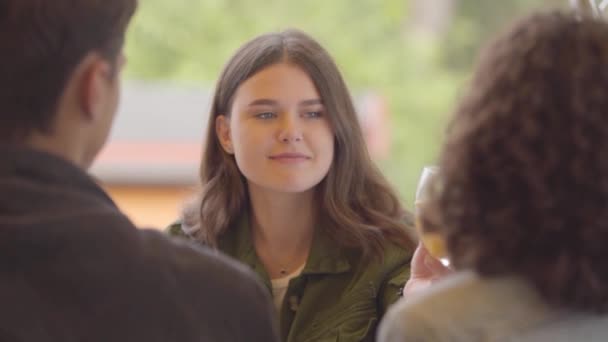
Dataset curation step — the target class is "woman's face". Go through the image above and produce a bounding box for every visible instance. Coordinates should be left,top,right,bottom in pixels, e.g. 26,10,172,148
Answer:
216,62,335,194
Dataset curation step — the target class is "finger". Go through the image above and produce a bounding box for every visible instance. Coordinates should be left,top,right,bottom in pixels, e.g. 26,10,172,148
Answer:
409,243,429,276
423,254,453,278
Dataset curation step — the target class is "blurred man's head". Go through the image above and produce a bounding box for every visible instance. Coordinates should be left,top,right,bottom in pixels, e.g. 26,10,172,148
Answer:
0,0,137,168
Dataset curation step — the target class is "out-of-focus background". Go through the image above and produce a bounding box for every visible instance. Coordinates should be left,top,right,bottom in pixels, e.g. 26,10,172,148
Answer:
90,0,565,228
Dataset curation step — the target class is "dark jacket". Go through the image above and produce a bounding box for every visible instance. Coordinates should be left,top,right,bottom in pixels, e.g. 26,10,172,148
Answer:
168,214,412,342
0,146,279,342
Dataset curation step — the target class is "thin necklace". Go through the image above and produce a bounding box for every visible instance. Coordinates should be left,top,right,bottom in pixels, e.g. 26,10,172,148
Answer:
256,239,310,276
251,218,313,276
276,254,305,276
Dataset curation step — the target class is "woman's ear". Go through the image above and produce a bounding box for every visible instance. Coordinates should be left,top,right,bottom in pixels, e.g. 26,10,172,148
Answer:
216,115,234,154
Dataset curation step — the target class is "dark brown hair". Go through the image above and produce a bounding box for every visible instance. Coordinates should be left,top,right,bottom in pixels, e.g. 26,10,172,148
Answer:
0,0,137,142
183,29,415,257
422,11,608,312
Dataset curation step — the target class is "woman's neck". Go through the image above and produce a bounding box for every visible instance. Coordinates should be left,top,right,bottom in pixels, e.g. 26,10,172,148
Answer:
248,183,316,278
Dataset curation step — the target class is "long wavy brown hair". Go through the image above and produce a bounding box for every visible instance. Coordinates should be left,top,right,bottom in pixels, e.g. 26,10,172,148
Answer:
182,29,414,257
421,11,608,312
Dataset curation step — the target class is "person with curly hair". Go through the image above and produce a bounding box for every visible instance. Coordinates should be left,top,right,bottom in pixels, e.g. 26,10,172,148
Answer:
378,10,608,342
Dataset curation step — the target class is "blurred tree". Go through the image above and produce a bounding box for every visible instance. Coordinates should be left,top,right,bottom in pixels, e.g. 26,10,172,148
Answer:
407,0,456,38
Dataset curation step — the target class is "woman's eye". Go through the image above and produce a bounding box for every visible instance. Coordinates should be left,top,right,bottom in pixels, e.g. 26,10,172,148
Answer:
304,111,323,118
255,112,276,119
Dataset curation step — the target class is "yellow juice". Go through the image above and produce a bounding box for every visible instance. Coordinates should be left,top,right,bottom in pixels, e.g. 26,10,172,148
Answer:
415,202,448,261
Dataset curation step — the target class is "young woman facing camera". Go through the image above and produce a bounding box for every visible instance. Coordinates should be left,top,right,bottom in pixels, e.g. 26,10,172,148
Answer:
168,29,415,341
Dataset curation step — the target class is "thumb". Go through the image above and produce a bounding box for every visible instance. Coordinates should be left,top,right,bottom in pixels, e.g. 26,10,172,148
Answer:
410,242,452,279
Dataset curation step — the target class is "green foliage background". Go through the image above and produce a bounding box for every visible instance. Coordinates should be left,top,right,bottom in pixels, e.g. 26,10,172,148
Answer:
124,0,564,209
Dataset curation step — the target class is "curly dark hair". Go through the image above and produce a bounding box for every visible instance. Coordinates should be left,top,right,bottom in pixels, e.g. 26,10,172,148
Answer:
421,11,608,313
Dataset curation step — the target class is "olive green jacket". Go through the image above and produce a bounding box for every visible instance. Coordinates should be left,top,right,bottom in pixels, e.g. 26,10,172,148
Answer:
167,216,412,342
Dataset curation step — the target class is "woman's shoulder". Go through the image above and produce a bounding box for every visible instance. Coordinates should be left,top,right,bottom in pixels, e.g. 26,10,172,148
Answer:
165,219,238,251
378,271,483,341
382,240,414,266
362,240,413,281
165,221,192,239
391,270,482,312
379,271,555,341
339,239,412,287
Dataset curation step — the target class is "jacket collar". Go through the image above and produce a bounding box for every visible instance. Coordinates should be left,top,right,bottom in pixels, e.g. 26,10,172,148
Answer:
219,213,351,283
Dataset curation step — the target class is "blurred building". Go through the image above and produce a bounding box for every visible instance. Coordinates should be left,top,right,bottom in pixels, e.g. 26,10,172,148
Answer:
91,81,210,228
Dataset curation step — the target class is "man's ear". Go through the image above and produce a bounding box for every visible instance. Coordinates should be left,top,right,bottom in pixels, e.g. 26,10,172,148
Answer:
216,115,234,154
76,53,113,122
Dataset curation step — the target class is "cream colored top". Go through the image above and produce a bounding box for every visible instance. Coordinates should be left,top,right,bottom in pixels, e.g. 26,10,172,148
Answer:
270,264,305,311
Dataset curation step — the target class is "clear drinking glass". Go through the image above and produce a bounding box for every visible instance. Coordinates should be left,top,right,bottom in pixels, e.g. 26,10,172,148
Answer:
415,166,450,266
